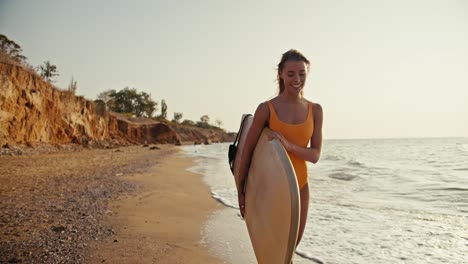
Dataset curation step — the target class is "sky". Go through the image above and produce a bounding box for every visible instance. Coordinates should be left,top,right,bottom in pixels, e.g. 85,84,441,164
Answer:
1,0,467,139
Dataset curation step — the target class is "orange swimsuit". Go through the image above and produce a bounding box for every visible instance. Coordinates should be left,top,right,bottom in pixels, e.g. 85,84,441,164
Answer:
267,101,314,189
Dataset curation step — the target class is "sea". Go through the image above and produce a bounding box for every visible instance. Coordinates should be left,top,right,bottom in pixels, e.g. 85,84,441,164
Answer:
182,137,468,264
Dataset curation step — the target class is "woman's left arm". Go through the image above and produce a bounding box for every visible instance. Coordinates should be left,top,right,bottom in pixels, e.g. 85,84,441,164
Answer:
270,104,323,163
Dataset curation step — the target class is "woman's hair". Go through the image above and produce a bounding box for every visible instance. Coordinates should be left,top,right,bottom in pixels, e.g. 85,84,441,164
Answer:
277,49,310,95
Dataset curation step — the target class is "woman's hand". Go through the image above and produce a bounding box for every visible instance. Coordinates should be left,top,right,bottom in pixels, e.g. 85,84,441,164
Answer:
238,189,246,218
268,131,292,152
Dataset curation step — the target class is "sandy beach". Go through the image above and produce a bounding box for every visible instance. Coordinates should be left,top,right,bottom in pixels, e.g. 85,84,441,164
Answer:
0,144,223,263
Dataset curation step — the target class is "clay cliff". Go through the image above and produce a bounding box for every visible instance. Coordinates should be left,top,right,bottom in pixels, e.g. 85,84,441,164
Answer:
0,62,235,149
171,123,236,144
0,62,110,147
107,113,182,145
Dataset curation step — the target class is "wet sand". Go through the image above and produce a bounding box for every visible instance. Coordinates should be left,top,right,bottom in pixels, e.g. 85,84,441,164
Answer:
0,144,222,263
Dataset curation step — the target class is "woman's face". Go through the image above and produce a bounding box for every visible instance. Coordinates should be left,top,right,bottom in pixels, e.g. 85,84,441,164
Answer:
280,60,308,95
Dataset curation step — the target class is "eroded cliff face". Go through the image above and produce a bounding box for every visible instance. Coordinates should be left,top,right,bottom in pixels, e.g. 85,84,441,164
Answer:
0,62,232,148
171,123,236,144
108,113,182,145
0,63,109,147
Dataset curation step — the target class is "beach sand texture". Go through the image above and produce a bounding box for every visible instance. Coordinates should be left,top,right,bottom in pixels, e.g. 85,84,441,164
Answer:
0,145,222,263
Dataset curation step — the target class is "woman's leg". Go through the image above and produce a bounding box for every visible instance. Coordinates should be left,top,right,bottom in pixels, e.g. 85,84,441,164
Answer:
296,183,309,246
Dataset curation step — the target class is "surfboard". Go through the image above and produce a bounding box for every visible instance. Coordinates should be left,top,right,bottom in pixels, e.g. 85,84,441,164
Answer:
233,114,300,264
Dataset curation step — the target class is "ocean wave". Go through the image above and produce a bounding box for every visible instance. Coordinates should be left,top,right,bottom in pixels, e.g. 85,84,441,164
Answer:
328,172,358,181
323,154,367,169
346,160,366,168
211,191,238,209
296,250,326,264
429,187,468,192
457,144,468,154
323,154,344,161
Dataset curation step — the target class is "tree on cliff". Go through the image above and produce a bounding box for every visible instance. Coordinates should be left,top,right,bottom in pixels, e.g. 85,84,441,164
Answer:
98,87,158,117
136,91,157,117
0,34,27,64
156,99,168,121
37,61,59,82
68,76,77,94
97,90,114,110
200,115,210,124
182,119,195,126
196,115,211,128
172,112,183,123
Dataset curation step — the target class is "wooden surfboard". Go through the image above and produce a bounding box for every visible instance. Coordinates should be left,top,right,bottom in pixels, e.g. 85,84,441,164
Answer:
233,115,300,264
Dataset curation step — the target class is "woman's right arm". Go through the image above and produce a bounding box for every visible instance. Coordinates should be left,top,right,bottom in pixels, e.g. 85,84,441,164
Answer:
237,102,269,217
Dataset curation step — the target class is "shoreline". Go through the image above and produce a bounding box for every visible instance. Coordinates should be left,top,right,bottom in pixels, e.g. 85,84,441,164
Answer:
0,144,223,263
86,146,224,263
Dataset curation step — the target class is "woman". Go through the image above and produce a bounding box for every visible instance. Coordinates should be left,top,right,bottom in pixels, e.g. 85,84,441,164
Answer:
238,49,323,245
